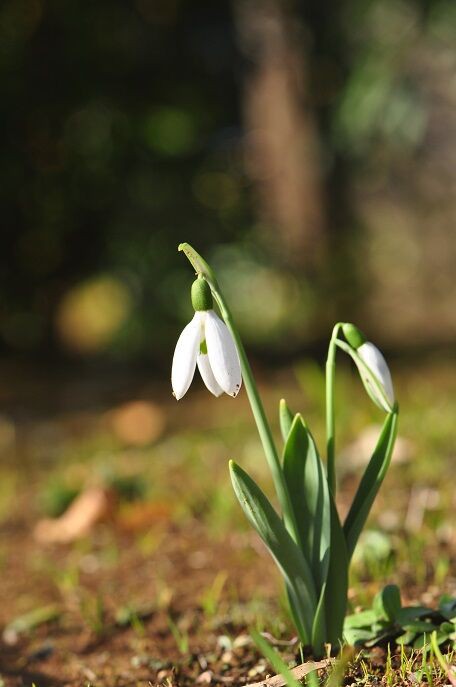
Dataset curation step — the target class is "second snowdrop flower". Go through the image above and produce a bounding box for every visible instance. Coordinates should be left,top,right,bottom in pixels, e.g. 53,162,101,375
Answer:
172,277,242,400
342,323,395,413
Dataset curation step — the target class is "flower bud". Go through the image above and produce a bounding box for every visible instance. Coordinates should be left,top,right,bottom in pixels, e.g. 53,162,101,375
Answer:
357,341,395,412
191,277,213,312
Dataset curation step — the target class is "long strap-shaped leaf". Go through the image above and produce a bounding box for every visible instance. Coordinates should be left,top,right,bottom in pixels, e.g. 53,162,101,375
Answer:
311,494,349,652
343,408,399,560
283,415,331,593
324,496,349,647
229,460,317,644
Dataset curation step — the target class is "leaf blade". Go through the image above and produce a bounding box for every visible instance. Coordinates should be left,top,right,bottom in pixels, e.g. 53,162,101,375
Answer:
324,494,349,647
283,415,331,592
229,459,317,644
343,409,399,560
279,399,294,443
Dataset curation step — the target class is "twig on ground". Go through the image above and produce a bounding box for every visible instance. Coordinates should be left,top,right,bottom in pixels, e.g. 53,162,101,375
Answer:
241,658,334,687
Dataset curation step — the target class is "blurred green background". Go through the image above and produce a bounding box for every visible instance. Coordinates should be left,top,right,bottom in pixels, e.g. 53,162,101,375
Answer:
1,0,456,369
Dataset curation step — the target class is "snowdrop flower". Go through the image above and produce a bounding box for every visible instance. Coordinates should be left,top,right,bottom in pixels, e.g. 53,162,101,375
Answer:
172,277,242,400
342,323,395,413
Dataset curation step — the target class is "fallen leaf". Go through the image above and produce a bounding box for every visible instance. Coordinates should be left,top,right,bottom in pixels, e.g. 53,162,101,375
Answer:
117,501,173,532
34,487,116,543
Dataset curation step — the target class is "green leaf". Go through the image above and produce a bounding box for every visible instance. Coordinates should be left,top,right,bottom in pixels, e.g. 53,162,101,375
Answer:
440,621,456,634
343,409,399,560
324,495,349,647
344,609,379,629
344,627,377,646
283,415,331,592
403,621,439,633
311,583,327,654
396,630,417,645
395,607,431,625
373,585,402,622
439,595,456,620
229,460,317,644
279,399,294,443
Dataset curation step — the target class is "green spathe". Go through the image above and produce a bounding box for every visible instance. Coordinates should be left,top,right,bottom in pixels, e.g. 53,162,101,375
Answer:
191,276,213,311
342,323,366,350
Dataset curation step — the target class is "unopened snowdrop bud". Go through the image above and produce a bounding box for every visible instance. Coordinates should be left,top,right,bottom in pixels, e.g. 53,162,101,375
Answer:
343,323,395,413
171,278,242,400
357,342,395,412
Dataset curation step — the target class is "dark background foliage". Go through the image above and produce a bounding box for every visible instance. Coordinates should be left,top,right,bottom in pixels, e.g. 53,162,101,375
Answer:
1,0,455,371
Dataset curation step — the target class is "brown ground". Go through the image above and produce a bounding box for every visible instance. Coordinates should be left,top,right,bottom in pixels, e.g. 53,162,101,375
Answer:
0,362,455,686
0,507,286,687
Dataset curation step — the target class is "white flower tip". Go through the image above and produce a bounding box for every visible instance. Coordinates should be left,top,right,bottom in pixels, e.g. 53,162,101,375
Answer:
231,381,242,398
204,310,242,397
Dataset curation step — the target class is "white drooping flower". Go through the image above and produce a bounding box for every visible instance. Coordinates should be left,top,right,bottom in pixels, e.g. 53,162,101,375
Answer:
357,341,395,412
171,278,242,400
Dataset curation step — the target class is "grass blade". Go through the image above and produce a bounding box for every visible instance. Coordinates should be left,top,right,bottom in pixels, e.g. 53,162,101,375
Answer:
431,631,456,686
251,629,301,687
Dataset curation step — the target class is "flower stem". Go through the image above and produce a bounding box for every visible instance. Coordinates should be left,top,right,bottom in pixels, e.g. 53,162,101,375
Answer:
178,243,300,543
214,290,300,541
326,323,343,496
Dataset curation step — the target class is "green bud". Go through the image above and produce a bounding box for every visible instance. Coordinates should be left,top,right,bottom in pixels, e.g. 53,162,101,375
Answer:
191,277,213,312
342,323,367,350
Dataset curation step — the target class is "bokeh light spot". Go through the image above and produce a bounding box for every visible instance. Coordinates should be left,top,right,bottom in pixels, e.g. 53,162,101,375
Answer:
56,276,132,354
144,107,197,156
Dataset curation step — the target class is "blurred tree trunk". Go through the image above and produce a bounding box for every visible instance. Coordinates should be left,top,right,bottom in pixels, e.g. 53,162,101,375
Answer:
235,0,326,269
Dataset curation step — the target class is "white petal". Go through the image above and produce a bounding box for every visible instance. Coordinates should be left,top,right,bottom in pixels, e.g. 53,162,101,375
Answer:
358,342,395,410
205,310,242,397
171,313,202,400
197,354,224,397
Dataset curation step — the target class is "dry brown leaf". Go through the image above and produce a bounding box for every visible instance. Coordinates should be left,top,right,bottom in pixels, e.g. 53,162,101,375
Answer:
34,487,116,543
117,501,173,532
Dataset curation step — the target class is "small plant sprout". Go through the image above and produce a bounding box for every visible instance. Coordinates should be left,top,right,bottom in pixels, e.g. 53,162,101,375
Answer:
171,275,242,399
173,243,399,656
